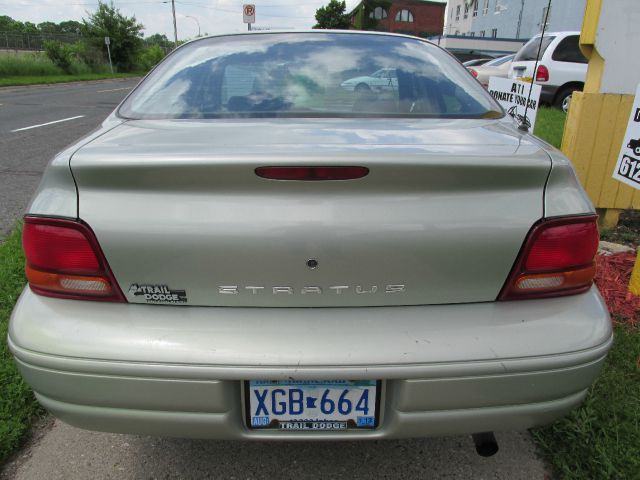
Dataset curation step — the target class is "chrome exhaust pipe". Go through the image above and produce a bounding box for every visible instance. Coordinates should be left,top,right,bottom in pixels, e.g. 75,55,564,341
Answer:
472,432,499,457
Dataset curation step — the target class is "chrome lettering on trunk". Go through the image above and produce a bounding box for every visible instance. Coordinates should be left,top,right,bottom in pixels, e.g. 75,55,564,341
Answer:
217,285,406,295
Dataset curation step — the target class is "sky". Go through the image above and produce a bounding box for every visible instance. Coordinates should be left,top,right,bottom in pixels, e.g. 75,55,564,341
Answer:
1,0,373,40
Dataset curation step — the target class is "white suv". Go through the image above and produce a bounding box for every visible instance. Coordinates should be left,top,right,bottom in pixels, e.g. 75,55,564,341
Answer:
509,31,587,112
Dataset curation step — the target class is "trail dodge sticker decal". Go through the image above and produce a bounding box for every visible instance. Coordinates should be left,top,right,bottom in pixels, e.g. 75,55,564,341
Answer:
613,84,640,189
129,284,187,304
488,77,541,131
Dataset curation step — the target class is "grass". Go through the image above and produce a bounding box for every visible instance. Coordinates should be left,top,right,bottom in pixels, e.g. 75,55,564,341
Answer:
0,225,43,463
532,325,640,479
0,52,62,77
534,106,567,149
0,52,140,87
0,72,139,87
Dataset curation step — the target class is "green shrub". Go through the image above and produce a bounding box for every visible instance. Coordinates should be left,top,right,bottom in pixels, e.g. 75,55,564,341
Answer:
71,41,105,72
43,40,74,74
137,44,165,71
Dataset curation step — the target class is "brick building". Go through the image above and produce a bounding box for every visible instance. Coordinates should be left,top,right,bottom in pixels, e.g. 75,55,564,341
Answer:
350,0,446,38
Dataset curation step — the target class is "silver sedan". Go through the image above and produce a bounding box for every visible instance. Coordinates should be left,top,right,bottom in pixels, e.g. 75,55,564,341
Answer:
10,31,611,449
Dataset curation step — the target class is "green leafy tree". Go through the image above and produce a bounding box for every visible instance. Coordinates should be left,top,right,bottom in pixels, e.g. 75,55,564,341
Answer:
145,33,172,50
0,15,22,32
58,20,83,35
37,21,60,34
81,1,143,71
313,0,351,29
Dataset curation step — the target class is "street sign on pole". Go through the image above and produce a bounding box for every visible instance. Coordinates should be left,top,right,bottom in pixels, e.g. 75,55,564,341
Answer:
243,4,255,31
104,36,113,74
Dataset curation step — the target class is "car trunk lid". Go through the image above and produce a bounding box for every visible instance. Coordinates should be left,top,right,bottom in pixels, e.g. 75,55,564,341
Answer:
69,118,550,307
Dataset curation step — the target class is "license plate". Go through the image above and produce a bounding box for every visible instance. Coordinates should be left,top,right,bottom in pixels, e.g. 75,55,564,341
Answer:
245,380,380,430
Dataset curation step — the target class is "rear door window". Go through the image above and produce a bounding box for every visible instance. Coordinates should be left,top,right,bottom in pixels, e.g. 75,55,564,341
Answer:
551,35,588,63
514,35,555,62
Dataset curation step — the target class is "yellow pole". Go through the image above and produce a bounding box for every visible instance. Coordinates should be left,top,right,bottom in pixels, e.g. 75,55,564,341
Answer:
630,253,640,296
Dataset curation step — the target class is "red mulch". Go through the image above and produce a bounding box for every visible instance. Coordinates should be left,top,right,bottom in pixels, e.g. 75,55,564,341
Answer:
595,252,640,327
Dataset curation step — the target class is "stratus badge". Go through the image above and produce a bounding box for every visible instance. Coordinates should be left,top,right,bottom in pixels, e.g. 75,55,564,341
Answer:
129,284,188,304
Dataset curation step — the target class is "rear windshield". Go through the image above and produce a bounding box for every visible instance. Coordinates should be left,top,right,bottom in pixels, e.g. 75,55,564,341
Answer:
514,35,555,62
119,33,502,119
484,54,514,66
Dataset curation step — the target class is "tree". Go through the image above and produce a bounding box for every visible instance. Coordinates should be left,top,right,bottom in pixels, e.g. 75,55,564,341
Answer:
145,33,172,50
82,1,143,71
58,20,83,35
37,21,60,34
313,0,351,29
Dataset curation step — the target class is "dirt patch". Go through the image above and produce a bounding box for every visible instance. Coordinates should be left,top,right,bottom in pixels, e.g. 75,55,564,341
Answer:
601,210,640,248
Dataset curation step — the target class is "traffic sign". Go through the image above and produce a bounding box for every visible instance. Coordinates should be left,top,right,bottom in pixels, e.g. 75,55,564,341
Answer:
243,4,255,24
104,36,110,45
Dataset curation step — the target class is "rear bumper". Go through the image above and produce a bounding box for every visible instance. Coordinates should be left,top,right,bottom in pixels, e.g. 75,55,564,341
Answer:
539,84,559,104
9,287,612,439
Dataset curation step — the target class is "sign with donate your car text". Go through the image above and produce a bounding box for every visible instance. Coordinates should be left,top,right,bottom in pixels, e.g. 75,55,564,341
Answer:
488,77,541,132
613,84,640,189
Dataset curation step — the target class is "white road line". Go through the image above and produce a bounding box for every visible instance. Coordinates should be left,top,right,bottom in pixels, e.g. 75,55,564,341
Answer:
96,87,132,93
11,115,85,133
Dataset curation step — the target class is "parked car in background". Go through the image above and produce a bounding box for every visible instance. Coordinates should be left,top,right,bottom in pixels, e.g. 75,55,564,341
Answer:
10,31,611,448
462,58,493,67
468,54,515,87
509,31,587,112
340,68,398,92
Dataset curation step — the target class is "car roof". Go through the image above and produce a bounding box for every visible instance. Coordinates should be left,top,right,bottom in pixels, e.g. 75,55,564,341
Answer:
178,29,439,49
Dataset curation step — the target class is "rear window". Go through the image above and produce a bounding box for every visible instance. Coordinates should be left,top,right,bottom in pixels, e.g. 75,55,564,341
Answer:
514,35,555,62
484,54,514,66
119,33,502,120
551,35,587,63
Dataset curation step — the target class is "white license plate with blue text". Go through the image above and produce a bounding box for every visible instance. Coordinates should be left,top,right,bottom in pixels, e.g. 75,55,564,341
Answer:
245,380,380,430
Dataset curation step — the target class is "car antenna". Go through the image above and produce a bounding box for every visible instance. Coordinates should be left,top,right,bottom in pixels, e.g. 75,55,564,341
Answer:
518,0,552,132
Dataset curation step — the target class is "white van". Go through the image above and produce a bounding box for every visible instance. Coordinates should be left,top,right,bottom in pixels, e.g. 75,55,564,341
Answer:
509,31,587,112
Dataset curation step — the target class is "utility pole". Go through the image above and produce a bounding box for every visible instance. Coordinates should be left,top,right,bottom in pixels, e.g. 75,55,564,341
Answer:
171,0,178,47
516,0,525,39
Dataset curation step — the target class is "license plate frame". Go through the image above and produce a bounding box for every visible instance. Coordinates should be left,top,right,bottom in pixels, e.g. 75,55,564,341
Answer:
244,380,381,431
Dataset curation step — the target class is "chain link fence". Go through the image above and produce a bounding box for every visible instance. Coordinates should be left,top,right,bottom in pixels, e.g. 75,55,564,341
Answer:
0,31,83,51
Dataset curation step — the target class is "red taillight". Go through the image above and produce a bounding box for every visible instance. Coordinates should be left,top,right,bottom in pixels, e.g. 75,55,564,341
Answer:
23,216,125,302
535,64,549,82
499,215,599,300
255,166,369,181
469,68,478,78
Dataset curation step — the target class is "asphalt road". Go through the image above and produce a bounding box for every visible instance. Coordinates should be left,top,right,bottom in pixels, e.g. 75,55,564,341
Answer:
0,79,549,479
0,78,139,236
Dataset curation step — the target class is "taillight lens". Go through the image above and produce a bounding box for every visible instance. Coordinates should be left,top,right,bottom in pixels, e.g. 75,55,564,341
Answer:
535,64,549,82
469,68,478,78
23,216,125,302
499,215,599,300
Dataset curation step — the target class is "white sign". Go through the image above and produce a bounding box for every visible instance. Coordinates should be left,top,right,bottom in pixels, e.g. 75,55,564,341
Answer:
104,36,110,45
487,77,542,131
243,4,256,24
612,84,640,189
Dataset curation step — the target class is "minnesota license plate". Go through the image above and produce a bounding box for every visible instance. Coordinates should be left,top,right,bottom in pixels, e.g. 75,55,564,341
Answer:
245,380,380,430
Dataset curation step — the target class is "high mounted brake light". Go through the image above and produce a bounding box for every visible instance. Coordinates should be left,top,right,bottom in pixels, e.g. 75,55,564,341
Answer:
499,215,599,300
23,216,125,302
255,166,369,181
